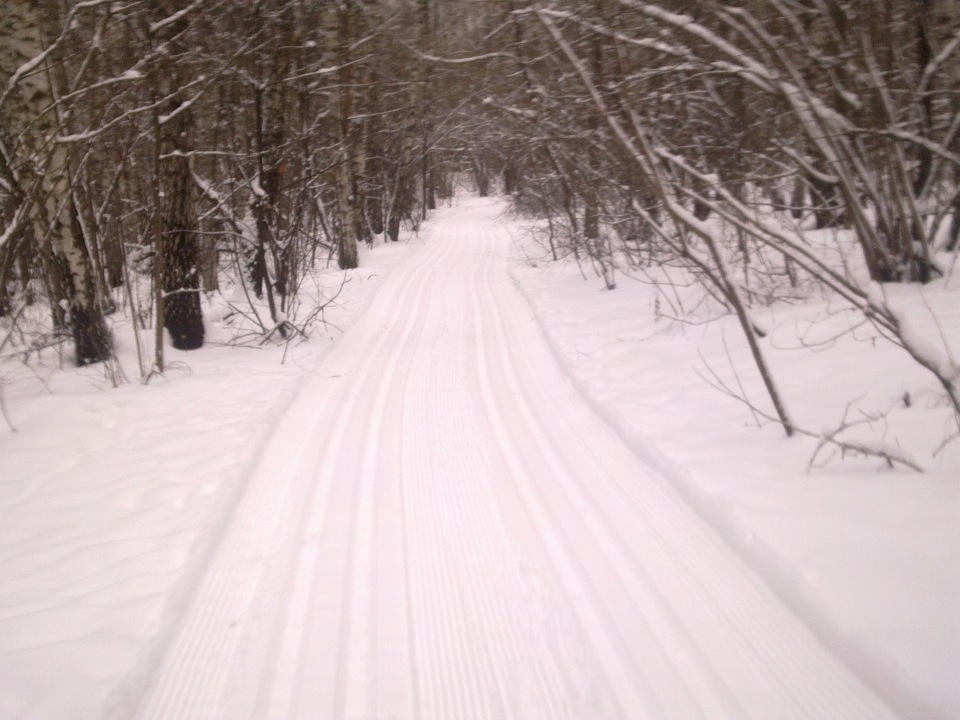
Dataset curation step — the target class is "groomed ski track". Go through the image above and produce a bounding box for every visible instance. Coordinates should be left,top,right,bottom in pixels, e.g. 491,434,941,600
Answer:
133,198,897,720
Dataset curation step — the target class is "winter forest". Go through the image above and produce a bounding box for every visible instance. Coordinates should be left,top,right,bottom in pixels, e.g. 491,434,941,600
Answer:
3,0,960,446
2,1,959,719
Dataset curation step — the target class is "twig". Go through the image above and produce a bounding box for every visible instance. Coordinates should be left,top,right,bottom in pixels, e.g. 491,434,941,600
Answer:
696,341,923,470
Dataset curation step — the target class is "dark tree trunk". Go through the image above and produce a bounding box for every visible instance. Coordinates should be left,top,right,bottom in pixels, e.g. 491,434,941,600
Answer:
425,171,436,211
367,193,384,236
471,153,490,197
790,175,805,220
250,198,269,299
159,104,204,350
583,193,599,240
4,0,111,365
503,162,521,195
66,200,112,361
104,227,125,289
71,296,113,363
387,206,401,243
809,174,844,230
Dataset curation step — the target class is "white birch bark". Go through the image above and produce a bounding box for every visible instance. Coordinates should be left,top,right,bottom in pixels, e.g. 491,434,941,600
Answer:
1,0,110,365
327,1,360,269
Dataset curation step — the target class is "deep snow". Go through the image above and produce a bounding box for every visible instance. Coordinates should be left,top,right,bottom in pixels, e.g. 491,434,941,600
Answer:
0,196,956,720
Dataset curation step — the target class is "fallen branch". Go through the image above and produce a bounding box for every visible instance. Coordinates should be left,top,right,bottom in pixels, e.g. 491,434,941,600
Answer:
697,353,924,472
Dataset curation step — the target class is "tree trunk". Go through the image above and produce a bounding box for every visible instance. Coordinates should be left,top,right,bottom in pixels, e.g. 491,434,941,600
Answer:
327,2,360,269
2,0,110,365
387,211,402,244
158,102,204,350
367,192,384,236
336,150,360,269
153,3,204,351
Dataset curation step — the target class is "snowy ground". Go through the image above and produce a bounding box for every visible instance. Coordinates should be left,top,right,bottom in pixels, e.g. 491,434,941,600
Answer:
508,209,960,720
0,196,957,720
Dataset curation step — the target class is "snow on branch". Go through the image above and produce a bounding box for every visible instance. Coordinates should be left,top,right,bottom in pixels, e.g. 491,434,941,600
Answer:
148,0,205,36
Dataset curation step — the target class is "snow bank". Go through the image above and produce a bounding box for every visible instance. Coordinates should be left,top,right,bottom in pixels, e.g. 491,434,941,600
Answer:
0,239,421,720
508,217,960,719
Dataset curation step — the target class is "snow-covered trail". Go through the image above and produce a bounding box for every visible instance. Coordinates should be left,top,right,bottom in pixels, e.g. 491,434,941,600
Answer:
134,198,897,720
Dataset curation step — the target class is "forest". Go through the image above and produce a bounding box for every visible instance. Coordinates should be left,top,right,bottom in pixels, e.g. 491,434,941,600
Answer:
2,4,960,718
2,0,959,454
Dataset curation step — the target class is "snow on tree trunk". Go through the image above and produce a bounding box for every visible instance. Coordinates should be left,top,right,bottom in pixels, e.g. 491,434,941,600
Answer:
328,2,360,270
2,0,111,366
153,2,204,352
158,102,204,351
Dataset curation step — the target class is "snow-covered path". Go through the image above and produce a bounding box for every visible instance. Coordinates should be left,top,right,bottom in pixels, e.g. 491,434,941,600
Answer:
135,199,897,720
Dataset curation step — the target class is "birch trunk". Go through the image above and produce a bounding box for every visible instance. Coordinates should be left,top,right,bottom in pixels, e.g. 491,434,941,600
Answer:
327,2,360,269
2,0,110,365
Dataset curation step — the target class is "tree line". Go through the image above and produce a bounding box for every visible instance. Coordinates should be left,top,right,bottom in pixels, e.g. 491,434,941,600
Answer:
476,0,960,449
1,0,471,372
2,0,959,448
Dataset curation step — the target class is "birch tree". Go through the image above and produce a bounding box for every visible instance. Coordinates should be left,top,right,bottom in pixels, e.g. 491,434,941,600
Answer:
1,0,111,365
326,1,362,269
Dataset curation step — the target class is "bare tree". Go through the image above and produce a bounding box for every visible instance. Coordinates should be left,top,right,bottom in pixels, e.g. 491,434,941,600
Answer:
1,0,111,365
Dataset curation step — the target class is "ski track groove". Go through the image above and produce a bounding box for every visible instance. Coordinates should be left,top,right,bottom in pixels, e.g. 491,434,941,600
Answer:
264,237,441,719
134,236,447,720
405,222,564,720
285,236,453,720
470,229,560,720
133,199,902,720
474,221,895,719
467,229,586,720
473,223,743,718
480,267,584,720
340,239,434,719
469,229,645,720
407,225,495,720
497,285,832,717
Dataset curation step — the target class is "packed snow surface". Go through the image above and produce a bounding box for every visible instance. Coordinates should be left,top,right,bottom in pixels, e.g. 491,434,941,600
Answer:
1,197,956,720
